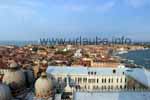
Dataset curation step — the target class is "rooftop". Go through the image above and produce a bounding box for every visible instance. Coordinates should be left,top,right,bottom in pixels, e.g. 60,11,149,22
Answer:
46,66,125,76
74,91,150,100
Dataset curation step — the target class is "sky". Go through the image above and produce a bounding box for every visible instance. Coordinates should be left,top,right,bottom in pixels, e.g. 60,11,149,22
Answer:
0,0,150,41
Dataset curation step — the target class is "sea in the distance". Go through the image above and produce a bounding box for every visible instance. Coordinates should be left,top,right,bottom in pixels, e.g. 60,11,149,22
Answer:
119,49,150,69
0,41,39,47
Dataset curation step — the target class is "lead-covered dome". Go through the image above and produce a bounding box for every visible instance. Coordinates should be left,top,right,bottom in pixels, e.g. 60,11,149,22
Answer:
35,72,53,99
2,62,26,95
0,83,12,100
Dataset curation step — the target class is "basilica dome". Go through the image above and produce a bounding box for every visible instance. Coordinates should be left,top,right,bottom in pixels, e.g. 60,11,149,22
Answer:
2,62,26,95
35,72,53,99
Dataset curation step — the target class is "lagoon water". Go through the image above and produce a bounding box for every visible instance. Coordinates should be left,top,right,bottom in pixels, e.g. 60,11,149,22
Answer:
0,41,38,47
119,49,150,68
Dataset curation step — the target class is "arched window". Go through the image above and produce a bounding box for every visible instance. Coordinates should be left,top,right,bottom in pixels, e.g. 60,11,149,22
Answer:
102,78,104,83
104,78,106,83
97,79,99,83
108,78,111,83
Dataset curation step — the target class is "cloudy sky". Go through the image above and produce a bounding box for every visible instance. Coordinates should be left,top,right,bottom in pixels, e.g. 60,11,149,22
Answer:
0,0,150,41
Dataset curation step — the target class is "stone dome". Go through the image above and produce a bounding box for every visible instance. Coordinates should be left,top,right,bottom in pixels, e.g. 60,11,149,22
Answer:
2,62,26,95
0,83,12,100
35,72,53,98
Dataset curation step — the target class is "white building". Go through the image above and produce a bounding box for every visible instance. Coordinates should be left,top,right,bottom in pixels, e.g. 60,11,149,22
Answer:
73,49,82,58
46,66,150,100
46,66,131,92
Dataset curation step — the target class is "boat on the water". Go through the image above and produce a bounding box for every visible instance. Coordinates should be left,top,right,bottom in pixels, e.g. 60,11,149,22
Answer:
117,51,128,54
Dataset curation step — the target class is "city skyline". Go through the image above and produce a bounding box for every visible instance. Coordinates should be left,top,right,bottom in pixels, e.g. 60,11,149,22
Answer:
0,0,150,41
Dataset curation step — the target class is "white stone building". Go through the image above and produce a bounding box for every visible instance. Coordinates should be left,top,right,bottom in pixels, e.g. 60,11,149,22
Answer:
46,66,133,92
46,66,149,100
73,49,82,58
